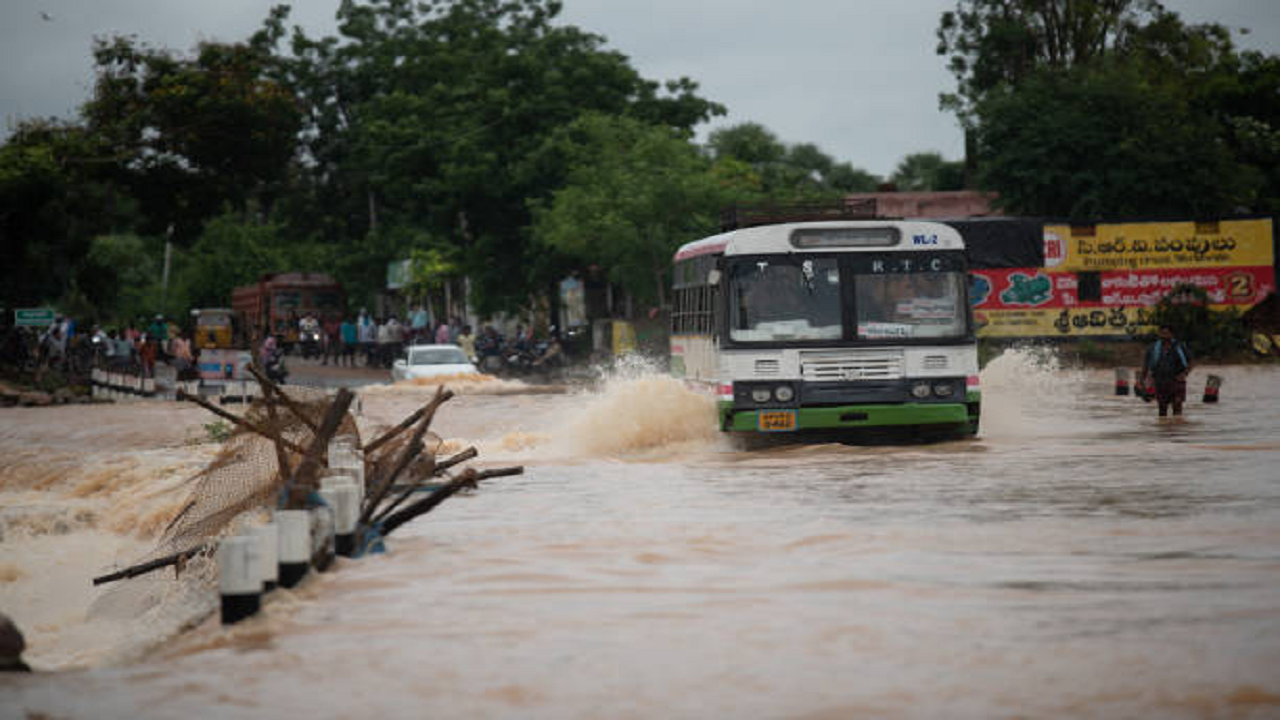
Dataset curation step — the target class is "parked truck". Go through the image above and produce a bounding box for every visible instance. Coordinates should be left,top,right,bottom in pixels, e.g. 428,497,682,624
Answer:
231,273,345,354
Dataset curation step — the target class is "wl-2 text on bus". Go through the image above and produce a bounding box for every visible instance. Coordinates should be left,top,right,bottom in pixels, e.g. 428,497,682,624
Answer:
670,212,980,438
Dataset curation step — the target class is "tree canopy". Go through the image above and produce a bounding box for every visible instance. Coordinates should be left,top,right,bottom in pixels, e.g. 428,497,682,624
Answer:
938,0,1280,217
532,114,756,305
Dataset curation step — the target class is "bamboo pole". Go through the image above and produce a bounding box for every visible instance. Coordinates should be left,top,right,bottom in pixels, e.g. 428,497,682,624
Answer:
176,389,309,456
284,388,355,508
245,363,319,433
359,387,453,525
379,466,522,537
92,547,205,586
363,384,452,454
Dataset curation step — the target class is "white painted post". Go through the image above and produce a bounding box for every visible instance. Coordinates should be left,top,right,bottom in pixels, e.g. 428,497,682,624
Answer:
277,510,311,588
217,536,262,624
320,484,359,558
253,522,279,592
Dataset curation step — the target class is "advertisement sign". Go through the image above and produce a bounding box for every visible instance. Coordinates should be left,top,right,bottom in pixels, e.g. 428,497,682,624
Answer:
1042,218,1272,271
973,218,1275,338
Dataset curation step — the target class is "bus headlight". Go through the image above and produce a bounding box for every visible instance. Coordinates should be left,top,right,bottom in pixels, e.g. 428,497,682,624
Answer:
932,382,954,398
911,381,932,399
751,387,772,403
774,385,794,402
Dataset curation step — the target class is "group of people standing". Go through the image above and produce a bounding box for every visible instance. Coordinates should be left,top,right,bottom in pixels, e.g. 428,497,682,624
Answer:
3,314,197,382
292,308,476,369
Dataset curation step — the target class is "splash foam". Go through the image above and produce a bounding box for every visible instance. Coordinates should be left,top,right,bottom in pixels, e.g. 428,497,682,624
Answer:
978,345,1091,440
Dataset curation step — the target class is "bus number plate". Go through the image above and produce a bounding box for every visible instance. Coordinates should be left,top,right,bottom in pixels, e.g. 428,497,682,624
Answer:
758,410,797,432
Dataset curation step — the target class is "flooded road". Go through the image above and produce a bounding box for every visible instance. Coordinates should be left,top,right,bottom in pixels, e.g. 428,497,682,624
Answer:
3,352,1280,718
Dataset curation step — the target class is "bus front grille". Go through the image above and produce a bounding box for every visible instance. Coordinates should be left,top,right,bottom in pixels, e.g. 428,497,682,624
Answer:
799,350,905,381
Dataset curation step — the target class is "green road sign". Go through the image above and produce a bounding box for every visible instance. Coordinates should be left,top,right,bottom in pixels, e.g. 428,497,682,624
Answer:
14,308,56,326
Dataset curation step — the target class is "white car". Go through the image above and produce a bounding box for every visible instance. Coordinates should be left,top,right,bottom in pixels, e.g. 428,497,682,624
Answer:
391,344,478,381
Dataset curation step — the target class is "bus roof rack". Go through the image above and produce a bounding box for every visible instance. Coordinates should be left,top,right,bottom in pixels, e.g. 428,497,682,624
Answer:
719,199,882,232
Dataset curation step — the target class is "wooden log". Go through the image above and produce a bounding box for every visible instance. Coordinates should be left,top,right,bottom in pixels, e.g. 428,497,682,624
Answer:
246,363,320,433
92,547,205,586
360,439,424,526
433,446,479,475
359,388,453,525
257,378,294,480
284,388,355,508
176,389,309,456
378,466,521,537
379,469,479,537
371,455,437,524
363,385,451,454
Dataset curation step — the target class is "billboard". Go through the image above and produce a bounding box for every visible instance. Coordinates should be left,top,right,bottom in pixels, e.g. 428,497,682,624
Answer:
973,218,1275,338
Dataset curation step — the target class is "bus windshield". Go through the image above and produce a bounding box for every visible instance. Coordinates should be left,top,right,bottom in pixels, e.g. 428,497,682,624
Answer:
726,255,969,343
729,257,842,342
853,271,967,340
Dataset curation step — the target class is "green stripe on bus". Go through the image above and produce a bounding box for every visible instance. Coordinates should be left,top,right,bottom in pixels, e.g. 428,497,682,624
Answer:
723,403,971,432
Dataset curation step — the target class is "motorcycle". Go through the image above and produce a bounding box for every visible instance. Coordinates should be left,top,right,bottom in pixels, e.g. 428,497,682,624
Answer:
299,329,322,359
265,347,289,384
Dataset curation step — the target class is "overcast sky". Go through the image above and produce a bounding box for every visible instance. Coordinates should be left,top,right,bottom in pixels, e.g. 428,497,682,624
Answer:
2,0,1277,177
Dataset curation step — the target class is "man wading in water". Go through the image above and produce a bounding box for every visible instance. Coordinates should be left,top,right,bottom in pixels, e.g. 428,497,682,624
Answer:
1138,324,1193,418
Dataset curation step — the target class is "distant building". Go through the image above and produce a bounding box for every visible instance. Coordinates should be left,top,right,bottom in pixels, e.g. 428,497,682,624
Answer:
846,190,1002,219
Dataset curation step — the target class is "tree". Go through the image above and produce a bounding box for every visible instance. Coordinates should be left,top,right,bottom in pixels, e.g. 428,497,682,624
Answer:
707,122,880,197
82,33,303,243
890,151,966,191
939,0,1280,216
936,0,1168,122
532,114,754,305
973,63,1255,217
0,119,122,310
273,0,725,313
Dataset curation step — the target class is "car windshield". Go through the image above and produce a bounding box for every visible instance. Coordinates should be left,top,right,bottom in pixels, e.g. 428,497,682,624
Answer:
408,347,469,365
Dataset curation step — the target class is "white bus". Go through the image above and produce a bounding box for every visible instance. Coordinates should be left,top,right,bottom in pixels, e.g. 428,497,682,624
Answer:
670,217,980,437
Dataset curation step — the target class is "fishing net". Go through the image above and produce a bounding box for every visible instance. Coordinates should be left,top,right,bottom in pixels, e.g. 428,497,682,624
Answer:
137,386,362,566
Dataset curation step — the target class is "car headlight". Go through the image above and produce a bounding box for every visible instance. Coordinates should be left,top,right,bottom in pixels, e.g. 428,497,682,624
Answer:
774,385,794,402
751,387,771,403
911,381,932,399
933,382,954,397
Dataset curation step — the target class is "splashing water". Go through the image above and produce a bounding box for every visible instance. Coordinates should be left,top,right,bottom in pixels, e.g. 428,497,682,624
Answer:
362,372,558,396
461,356,723,461
977,345,1093,440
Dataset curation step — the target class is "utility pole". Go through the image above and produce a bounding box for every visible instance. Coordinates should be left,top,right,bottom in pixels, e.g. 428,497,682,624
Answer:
161,224,174,314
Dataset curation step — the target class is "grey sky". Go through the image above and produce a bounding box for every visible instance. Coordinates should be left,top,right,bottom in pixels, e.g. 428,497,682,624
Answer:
2,1,1277,177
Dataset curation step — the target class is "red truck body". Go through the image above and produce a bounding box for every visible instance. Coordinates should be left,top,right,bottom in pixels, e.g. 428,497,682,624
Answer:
232,272,346,344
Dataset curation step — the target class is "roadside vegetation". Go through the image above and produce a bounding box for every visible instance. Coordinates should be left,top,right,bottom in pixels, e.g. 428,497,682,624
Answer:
2,0,1277,355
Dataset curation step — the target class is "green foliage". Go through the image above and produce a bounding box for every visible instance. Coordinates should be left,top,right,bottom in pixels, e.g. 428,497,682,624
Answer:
276,0,725,310
81,233,164,326
1145,284,1250,359
890,151,966,191
0,119,122,309
170,213,293,313
974,63,1255,217
202,420,233,443
83,35,302,242
532,114,754,305
706,122,880,197
936,0,1167,122
939,0,1280,217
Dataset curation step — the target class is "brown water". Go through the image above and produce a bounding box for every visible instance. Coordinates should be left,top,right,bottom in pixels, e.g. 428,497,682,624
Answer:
3,352,1280,718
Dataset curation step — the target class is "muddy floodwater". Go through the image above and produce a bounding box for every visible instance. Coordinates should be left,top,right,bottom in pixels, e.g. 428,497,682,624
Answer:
2,353,1280,718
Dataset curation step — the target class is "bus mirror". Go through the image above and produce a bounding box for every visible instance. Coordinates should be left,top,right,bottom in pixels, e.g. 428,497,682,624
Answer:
707,269,721,285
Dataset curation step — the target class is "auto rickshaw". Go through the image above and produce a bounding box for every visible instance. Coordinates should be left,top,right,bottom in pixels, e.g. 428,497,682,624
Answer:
191,308,238,350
